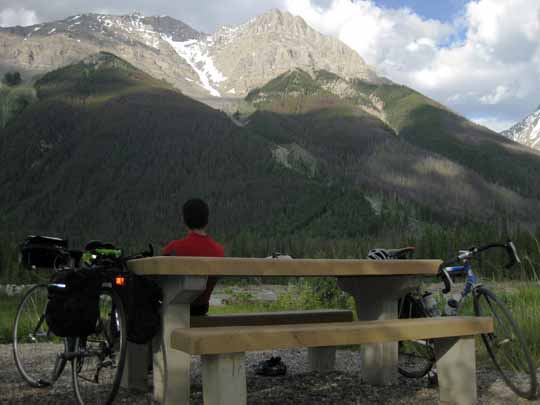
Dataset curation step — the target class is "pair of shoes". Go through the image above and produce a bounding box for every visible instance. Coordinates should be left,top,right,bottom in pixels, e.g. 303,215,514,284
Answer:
255,356,287,376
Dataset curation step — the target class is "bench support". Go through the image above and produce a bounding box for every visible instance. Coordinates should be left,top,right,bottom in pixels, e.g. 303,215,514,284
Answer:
202,353,247,405
308,346,336,371
434,336,477,405
338,276,416,385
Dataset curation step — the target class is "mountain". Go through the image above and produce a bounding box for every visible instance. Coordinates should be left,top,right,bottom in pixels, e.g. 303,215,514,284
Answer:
0,10,380,104
502,105,540,149
2,9,540,252
163,9,380,98
2,54,540,251
243,69,540,222
0,13,207,99
0,53,382,244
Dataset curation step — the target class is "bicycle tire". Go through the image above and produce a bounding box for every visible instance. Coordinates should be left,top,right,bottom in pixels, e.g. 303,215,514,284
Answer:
12,284,68,387
474,286,538,399
397,293,435,378
72,287,128,405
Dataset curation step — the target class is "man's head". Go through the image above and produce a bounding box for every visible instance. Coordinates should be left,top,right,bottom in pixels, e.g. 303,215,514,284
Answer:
182,198,209,230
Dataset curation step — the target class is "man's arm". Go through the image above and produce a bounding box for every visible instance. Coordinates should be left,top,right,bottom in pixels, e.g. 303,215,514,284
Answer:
163,241,177,256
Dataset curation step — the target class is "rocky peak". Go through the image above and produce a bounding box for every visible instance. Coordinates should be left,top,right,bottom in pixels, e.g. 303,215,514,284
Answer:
142,15,205,42
502,105,540,150
186,8,379,98
0,8,381,102
246,8,310,35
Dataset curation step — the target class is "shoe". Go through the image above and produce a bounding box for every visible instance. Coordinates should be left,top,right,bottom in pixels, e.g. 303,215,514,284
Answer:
255,356,287,376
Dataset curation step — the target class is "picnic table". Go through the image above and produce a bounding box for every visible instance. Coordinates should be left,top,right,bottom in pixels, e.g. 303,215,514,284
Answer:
126,256,442,404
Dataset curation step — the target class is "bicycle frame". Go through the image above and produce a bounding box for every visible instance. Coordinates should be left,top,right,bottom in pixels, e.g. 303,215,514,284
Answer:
442,260,482,311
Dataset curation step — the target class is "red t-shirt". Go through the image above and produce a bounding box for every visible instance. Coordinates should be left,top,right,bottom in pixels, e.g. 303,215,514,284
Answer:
163,232,224,310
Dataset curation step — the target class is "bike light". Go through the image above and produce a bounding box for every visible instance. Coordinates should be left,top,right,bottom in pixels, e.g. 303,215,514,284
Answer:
115,276,126,286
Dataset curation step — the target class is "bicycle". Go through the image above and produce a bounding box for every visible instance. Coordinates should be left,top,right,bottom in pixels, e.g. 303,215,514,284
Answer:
395,241,538,400
13,236,152,404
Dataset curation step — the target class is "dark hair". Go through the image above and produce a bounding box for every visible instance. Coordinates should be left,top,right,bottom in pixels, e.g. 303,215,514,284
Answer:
182,198,209,230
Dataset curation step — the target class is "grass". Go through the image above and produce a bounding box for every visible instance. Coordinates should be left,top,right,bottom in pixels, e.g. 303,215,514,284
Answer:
210,281,540,368
0,292,19,343
2,281,540,372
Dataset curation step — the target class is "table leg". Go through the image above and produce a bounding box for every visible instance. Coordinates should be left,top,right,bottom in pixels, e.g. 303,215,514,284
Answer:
337,276,415,385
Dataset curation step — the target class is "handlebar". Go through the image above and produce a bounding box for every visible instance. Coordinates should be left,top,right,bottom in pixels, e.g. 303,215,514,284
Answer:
438,240,520,294
68,243,154,271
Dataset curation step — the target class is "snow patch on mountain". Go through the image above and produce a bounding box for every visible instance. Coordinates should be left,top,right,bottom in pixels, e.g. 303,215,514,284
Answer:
162,36,226,97
502,107,540,150
95,13,161,49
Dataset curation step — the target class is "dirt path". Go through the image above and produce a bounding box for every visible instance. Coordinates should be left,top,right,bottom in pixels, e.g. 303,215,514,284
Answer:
1,345,538,404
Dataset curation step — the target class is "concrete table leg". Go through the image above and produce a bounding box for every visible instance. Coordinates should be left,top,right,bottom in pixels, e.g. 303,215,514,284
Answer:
434,337,476,405
123,276,207,405
202,353,247,405
338,276,415,385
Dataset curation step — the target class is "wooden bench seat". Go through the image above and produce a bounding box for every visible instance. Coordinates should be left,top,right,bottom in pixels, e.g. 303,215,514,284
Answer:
171,316,493,405
191,310,354,373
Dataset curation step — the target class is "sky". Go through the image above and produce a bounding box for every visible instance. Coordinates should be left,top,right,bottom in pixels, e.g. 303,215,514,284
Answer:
1,0,539,132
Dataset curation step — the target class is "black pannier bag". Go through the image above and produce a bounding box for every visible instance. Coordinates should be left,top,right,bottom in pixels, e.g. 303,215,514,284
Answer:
45,269,102,337
119,275,162,344
398,293,427,319
20,235,70,270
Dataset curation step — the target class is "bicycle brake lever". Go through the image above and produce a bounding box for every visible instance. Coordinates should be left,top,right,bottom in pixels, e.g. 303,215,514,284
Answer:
505,241,520,268
440,267,454,294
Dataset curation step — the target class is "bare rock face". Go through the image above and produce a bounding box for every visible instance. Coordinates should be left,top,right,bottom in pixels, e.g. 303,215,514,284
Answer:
0,9,380,101
0,13,208,99
178,9,379,97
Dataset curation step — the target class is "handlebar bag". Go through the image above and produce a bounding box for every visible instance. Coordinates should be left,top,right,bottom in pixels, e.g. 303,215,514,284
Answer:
45,269,101,337
398,293,426,319
19,235,69,270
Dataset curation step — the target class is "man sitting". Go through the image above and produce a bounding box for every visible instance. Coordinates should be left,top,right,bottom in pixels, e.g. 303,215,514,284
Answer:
163,198,224,315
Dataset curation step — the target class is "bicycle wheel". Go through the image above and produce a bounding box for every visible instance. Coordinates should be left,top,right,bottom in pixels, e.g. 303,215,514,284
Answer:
397,294,435,378
474,286,538,399
13,284,68,387
72,287,128,405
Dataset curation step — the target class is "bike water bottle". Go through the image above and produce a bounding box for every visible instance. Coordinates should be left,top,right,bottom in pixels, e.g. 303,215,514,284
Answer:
422,292,441,316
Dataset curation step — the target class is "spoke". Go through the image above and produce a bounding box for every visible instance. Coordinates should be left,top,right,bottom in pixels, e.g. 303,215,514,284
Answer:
32,314,46,338
483,297,528,373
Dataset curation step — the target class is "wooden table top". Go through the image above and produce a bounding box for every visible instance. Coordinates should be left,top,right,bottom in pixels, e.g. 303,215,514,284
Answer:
128,256,442,277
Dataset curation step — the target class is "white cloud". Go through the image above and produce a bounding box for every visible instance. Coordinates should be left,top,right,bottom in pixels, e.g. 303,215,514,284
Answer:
286,0,453,71
284,0,540,128
471,116,516,133
0,8,38,27
480,85,511,105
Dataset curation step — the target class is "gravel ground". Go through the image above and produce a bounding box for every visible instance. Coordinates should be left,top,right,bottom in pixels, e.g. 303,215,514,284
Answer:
1,344,538,404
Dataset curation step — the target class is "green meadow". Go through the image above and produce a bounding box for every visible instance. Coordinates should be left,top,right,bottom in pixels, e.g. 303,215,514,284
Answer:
2,280,540,368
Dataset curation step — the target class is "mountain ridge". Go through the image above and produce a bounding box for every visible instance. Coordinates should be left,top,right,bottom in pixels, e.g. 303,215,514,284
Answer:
4,53,540,245
0,9,381,103
502,105,540,150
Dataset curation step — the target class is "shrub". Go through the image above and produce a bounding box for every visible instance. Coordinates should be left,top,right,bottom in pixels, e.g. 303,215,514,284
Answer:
3,72,22,87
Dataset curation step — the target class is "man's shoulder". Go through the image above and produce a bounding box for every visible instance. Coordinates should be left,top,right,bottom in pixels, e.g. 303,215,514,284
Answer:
208,238,225,256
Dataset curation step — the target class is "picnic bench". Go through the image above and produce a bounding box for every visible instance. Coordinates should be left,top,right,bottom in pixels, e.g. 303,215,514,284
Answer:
174,317,492,405
126,256,492,405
